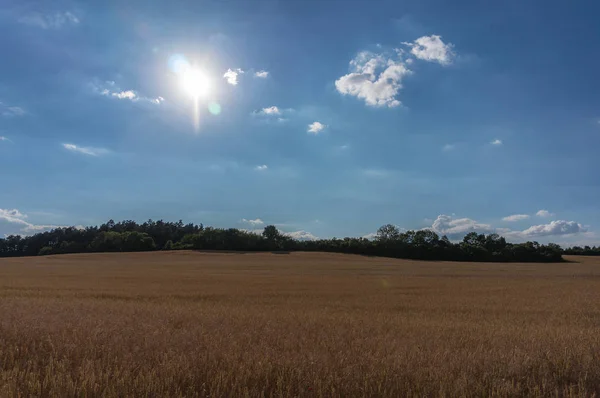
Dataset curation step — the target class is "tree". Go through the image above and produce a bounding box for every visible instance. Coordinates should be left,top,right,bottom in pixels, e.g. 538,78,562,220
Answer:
262,225,281,241
376,224,400,241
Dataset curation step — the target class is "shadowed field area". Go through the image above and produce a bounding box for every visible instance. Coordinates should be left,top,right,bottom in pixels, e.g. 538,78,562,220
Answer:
1,251,600,396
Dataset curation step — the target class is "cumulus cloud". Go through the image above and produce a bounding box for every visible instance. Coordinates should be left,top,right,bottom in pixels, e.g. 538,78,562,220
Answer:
335,51,411,108
62,143,109,157
0,208,60,235
255,165,268,171
502,214,530,222
261,106,281,115
427,214,588,242
254,70,269,78
241,218,264,227
536,210,554,218
283,230,319,241
431,214,493,238
18,11,79,29
404,35,455,65
224,68,244,85
307,121,326,134
520,221,587,238
491,139,502,145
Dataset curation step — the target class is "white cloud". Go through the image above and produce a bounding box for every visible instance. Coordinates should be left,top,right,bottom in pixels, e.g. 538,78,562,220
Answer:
261,106,281,115
0,136,12,143
62,143,109,157
442,144,455,151
404,35,455,65
520,220,587,238
255,165,268,171
241,218,264,227
362,232,379,240
284,230,319,241
0,208,60,235
536,210,554,218
92,80,163,104
427,213,588,242
502,214,530,222
491,139,502,145
431,214,493,238
254,70,269,78
112,90,137,100
18,11,79,29
307,121,326,134
224,68,244,85
335,51,411,108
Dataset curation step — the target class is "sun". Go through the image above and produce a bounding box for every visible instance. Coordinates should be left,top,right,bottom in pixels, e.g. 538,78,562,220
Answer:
180,67,210,99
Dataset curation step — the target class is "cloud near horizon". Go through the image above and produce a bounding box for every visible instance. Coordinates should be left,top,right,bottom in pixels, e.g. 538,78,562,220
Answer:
241,218,265,226
428,214,587,242
0,208,61,235
502,214,530,222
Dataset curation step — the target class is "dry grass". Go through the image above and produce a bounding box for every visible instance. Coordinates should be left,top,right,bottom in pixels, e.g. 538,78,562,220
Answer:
1,251,600,397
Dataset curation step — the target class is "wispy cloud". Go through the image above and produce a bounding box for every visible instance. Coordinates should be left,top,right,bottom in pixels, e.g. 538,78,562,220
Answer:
254,70,269,78
308,121,326,134
1,102,26,117
502,214,530,222
0,136,12,143
255,165,268,171
536,209,555,218
112,90,137,100
241,218,265,227
18,11,79,29
224,68,244,85
403,35,455,65
62,143,109,157
491,139,502,145
442,144,456,151
0,208,60,235
91,80,164,104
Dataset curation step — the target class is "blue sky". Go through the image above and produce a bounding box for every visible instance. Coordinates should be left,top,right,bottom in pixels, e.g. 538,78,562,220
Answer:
1,0,600,245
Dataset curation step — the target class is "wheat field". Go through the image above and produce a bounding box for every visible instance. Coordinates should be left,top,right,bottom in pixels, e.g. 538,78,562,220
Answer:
1,251,600,397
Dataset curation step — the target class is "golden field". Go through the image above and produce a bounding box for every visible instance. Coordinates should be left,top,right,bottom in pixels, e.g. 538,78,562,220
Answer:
1,251,600,397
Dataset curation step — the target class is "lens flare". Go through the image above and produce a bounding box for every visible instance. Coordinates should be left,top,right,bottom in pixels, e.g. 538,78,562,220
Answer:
208,102,221,115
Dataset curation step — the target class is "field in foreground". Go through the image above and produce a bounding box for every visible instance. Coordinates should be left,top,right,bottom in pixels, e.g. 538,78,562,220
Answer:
1,252,600,397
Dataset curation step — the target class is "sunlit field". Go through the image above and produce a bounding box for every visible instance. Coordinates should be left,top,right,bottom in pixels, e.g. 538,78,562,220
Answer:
1,251,600,397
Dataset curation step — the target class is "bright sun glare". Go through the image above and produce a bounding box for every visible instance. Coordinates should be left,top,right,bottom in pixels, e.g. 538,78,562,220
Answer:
180,68,210,99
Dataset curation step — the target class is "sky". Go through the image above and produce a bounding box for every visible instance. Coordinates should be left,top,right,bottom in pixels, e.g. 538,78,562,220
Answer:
1,0,600,246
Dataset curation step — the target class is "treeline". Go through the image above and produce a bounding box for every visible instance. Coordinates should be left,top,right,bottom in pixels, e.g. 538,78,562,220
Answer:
0,219,566,262
563,246,600,256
